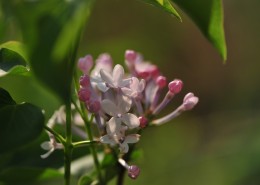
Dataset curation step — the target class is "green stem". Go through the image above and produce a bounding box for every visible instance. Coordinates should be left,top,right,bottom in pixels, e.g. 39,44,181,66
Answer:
64,100,73,185
73,140,99,148
44,125,66,145
82,111,104,184
74,69,104,184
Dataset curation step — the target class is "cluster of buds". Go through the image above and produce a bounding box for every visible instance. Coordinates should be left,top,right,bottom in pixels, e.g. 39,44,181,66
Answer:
77,50,199,179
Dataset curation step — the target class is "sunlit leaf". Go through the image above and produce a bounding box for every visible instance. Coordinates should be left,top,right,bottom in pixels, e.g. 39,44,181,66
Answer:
171,0,227,61
141,0,181,21
0,41,30,77
0,88,44,154
1,0,94,102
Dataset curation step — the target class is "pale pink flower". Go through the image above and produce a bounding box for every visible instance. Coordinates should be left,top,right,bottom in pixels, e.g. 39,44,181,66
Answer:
100,64,131,89
40,135,63,159
101,95,139,135
121,77,145,99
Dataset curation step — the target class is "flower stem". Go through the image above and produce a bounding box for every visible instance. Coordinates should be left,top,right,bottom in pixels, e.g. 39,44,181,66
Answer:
64,100,73,185
82,110,104,184
74,70,104,184
73,140,99,148
44,125,66,145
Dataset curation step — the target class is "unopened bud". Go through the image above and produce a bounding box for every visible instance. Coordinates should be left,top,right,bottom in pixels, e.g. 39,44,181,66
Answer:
78,88,91,102
156,76,167,88
183,92,199,110
77,55,93,74
79,75,91,87
125,50,137,63
86,100,101,113
168,79,183,94
139,116,148,128
128,165,140,180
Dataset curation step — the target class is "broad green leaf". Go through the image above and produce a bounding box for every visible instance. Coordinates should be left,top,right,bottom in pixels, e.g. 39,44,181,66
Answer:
171,0,227,61
141,0,181,21
1,0,94,102
0,167,64,185
0,88,44,154
0,41,29,62
0,41,30,77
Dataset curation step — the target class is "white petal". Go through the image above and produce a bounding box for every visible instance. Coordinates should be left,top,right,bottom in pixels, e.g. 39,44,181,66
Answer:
40,147,55,159
101,99,118,117
100,69,114,87
121,87,134,97
138,79,146,92
113,64,124,86
100,135,117,145
124,134,140,144
106,117,122,135
119,142,129,153
119,78,132,87
121,113,140,128
145,81,158,104
117,94,132,113
130,77,139,91
41,141,52,150
96,82,109,92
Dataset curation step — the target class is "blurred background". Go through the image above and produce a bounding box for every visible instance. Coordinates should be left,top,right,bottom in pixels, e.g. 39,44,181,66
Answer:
1,0,260,184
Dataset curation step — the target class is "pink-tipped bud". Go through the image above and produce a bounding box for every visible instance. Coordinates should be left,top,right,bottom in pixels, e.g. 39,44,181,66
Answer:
78,88,91,102
77,55,93,74
96,53,113,66
168,79,183,94
183,92,199,110
125,50,137,63
79,75,91,87
156,76,167,88
128,165,140,180
86,100,101,113
139,116,148,128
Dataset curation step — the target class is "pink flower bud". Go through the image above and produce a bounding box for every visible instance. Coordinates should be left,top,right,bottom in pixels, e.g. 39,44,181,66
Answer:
79,75,91,87
125,50,137,63
96,53,113,66
168,79,183,94
86,100,101,113
77,55,93,74
156,76,167,88
183,92,199,110
78,88,91,102
128,165,140,180
139,116,148,128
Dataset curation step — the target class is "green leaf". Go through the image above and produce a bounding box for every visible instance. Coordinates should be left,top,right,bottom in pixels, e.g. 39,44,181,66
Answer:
171,0,227,61
0,88,16,107
0,41,30,77
141,0,181,21
1,0,94,102
78,175,93,185
0,167,64,185
0,88,44,154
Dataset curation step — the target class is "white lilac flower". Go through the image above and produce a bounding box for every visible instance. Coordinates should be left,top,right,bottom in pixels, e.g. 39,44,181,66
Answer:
101,94,140,135
118,134,140,153
121,77,145,99
100,64,132,89
90,53,113,92
40,135,63,159
100,126,140,153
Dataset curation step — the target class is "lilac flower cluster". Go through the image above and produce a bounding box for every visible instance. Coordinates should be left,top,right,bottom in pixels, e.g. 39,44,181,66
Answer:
77,50,199,178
